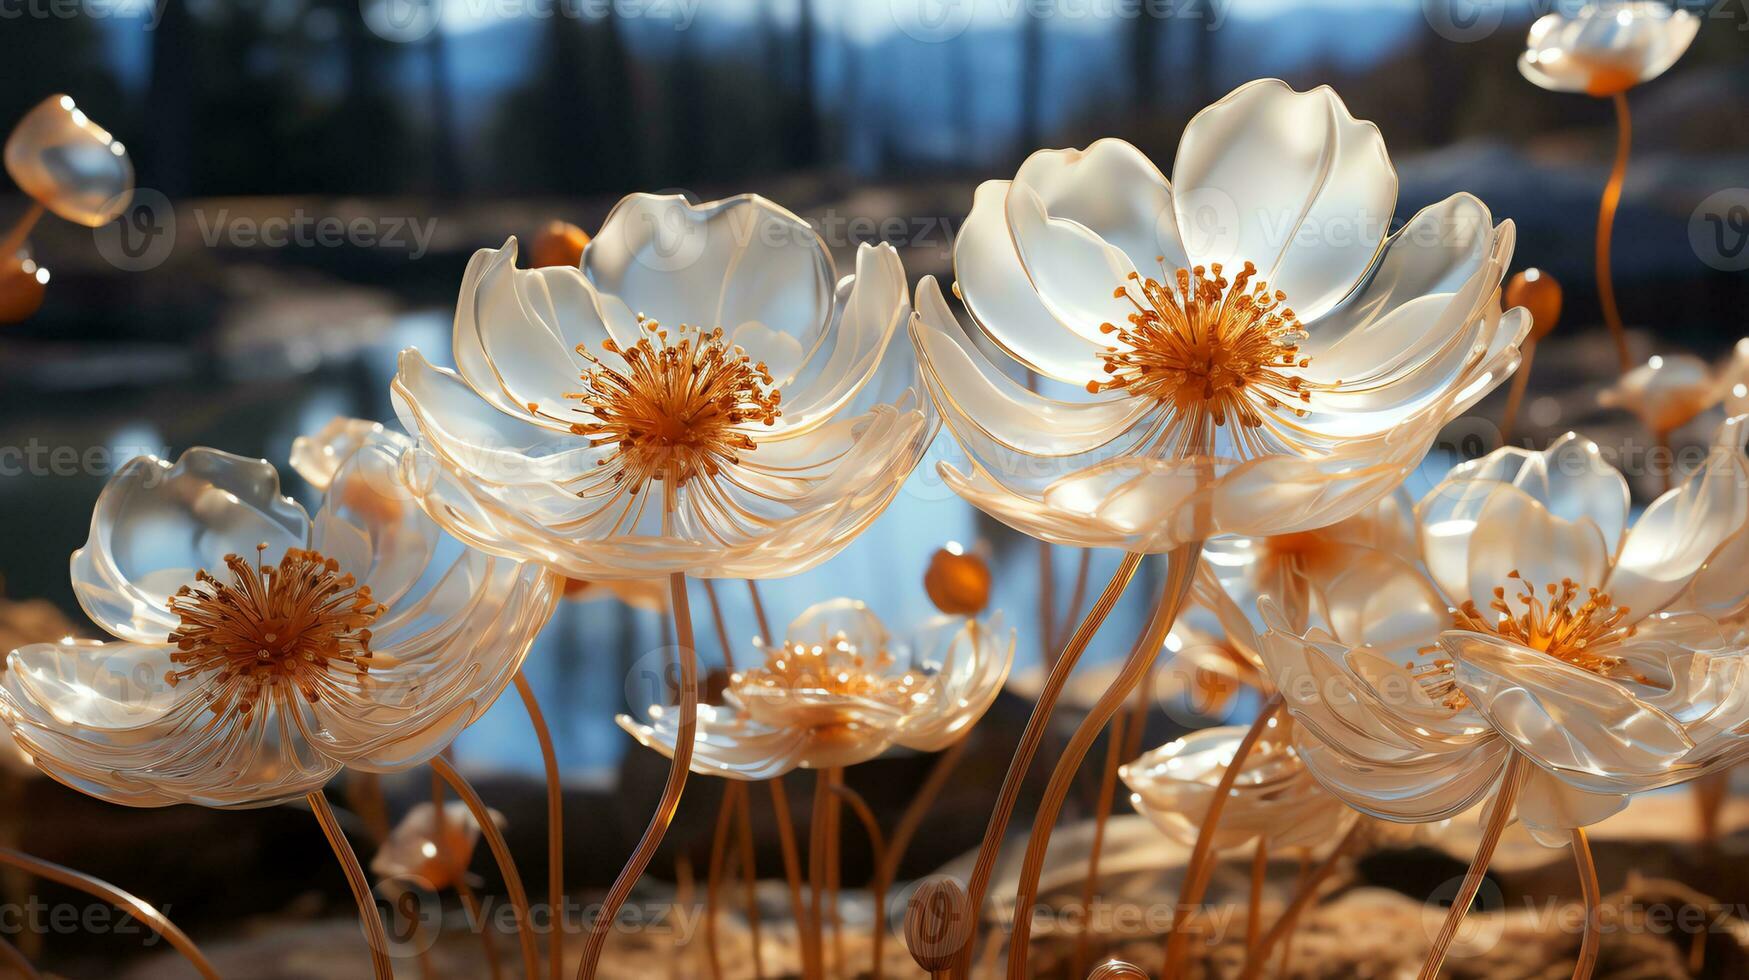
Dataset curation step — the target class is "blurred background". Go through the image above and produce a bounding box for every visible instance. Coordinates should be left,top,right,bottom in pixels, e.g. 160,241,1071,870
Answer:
0,0,1746,974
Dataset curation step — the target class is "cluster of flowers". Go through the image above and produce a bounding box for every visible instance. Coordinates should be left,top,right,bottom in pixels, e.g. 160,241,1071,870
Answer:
0,3,1734,976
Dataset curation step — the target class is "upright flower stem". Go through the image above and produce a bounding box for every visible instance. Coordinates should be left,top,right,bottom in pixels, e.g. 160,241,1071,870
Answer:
1236,822,1364,980
767,778,816,979
705,781,740,980
1571,828,1600,980
433,755,542,980
733,787,766,980
1417,755,1529,980
580,571,700,980
307,792,393,980
1162,694,1284,976
1007,544,1202,979
1060,549,1093,651
828,780,890,980
456,876,506,980
1499,340,1538,447
953,552,1146,976
807,770,833,979
514,670,566,980
1597,91,1633,374
700,578,765,979
1246,839,1268,957
1071,711,1128,977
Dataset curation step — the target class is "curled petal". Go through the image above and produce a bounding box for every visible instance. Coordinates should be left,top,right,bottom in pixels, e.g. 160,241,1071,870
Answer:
1608,431,1749,616
1514,768,1628,846
289,417,413,492
71,449,310,645
893,612,1014,752
616,703,859,780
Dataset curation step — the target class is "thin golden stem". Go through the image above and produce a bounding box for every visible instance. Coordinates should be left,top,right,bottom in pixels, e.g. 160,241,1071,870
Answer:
0,933,38,979
433,755,541,980
705,783,739,980
1038,540,1056,669
305,793,394,980
954,552,1146,975
1598,91,1633,374
1499,339,1538,447
347,770,394,844
1007,544,1202,979
1247,838,1268,957
1162,694,1284,976
579,572,700,980
881,736,970,888
734,786,766,980
768,777,814,980
1060,550,1093,652
1571,828,1600,980
1071,711,1128,977
702,579,739,673
1695,769,1729,844
514,671,566,980
0,203,44,263
1417,755,1529,980
807,770,832,980
1237,822,1364,980
1279,850,1309,977
746,580,773,646
456,876,506,980
826,770,844,978
674,854,696,980
1658,428,1675,495
827,781,889,980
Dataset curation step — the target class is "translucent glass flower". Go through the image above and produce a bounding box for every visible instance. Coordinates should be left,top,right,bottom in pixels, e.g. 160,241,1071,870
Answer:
1121,721,1356,852
0,596,79,778
913,80,1527,552
617,599,1013,778
1258,424,1749,844
0,441,560,808
371,800,505,891
1598,352,1717,435
1519,2,1699,97
391,193,934,580
4,94,133,226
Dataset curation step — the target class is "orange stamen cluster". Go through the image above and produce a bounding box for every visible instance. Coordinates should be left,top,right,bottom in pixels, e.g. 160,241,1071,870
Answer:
1091,260,1330,448
166,544,386,714
562,317,781,492
1411,569,1647,709
734,631,928,710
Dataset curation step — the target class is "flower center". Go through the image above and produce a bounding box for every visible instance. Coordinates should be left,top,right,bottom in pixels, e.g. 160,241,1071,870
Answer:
563,317,781,492
166,544,387,713
1410,569,1646,710
733,631,932,724
1090,261,1333,448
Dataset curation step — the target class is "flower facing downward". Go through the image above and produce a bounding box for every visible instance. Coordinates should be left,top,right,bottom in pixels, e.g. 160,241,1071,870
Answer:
617,599,1014,779
0,432,560,808
914,80,1527,552
1519,2,1699,97
1255,423,1749,844
372,801,506,892
392,194,934,580
1598,353,1718,435
1121,722,1356,853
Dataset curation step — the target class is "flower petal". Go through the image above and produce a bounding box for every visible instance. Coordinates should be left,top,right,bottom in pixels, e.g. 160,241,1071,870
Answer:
289,417,413,493
71,450,310,645
1170,79,1396,322
1012,138,1189,274
583,193,836,368
1608,429,1749,617
1443,630,1693,780
616,703,817,781
1458,483,1610,614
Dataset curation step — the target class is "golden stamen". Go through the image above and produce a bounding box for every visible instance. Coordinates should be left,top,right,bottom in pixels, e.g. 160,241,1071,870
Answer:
1410,569,1648,710
166,543,386,715
563,316,781,492
1089,260,1336,452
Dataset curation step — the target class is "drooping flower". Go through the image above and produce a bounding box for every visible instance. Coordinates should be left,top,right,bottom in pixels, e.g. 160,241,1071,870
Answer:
391,193,933,580
4,94,133,227
0,437,560,808
912,80,1527,553
1598,352,1718,436
1519,2,1699,97
1256,424,1749,843
371,800,506,892
617,599,1013,778
1121,720,1356,853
